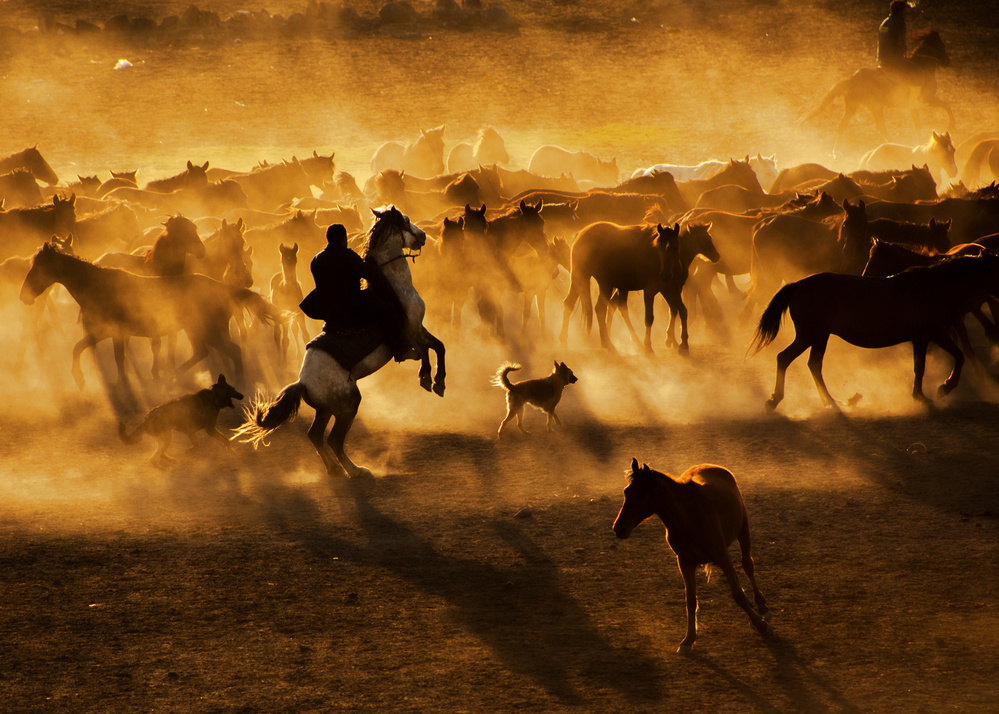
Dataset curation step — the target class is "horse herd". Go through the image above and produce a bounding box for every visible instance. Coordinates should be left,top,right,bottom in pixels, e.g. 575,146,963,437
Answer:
5,122,999,652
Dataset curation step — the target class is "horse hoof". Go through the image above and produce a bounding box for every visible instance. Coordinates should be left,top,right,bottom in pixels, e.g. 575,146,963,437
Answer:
419,377,432,393
348,466,373,480
432,381,446,397
764,399,778,414
676,644,693,656
762,610,772,623
678,344,690,356
762,622,775,640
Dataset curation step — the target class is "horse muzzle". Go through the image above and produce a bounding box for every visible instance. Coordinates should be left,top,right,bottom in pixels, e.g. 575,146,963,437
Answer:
19,283,39,305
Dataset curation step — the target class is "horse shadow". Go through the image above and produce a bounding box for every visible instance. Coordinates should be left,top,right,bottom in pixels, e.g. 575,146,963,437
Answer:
262,473,666,704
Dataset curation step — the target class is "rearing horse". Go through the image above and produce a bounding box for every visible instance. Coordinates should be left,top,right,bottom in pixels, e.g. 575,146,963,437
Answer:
235,206,445,478
805,31,954,152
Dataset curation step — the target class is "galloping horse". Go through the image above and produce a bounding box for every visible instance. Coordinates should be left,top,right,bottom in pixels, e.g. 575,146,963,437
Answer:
370,126,446,179
235,206,445,478
804,31,953,151
19,243,279,387
613,458,772,655
750,253,999,412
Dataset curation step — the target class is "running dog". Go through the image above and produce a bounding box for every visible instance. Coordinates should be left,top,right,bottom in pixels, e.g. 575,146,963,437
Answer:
119,374,244,467
494,361,577,437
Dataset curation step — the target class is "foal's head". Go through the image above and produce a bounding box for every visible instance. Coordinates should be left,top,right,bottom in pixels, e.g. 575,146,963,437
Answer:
613,458,659,539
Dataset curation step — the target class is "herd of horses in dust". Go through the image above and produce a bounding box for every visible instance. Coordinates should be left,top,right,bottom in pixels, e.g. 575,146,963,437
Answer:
5,27,999,650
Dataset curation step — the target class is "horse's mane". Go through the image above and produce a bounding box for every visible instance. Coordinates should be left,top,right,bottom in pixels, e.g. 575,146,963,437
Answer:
362,208,401,261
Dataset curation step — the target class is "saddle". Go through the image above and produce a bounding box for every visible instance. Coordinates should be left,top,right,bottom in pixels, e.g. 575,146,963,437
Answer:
307,324,388,372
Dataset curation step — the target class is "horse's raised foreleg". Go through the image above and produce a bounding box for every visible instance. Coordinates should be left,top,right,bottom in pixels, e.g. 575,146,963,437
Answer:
71,333,98,388
415,326,446,396
932,332,965,400
677,557,699,655
767,334,810,412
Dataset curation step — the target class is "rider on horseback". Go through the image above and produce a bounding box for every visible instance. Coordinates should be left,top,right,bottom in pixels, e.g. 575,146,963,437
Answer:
878,1,915,79
300,224,410,362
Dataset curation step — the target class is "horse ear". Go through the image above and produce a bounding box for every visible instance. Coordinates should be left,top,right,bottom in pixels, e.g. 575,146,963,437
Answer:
187,160,194,170
932,131,940,141
457,217,464,229
534,199,543,212
673,222,680,233
842,198,851,209
520,199,527,212
202,161,209,170
929,218,936,228
236,217,244,231
221,218,228,228
745,154,750,163
858,199,865,210
630,457,640,473
217,373,227,385
656,223,664,232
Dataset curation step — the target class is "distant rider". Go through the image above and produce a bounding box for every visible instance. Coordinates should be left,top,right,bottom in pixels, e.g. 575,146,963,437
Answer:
877,1,911,75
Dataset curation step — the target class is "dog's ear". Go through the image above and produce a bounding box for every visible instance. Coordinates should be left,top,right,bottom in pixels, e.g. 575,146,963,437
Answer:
217,374,227,385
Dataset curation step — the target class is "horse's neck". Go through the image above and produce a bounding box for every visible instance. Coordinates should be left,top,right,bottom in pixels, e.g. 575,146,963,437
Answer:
282,259,298,284
651,473,693,530
46,254,103,302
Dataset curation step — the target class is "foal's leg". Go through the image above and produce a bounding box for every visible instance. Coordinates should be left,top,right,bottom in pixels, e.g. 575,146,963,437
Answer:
737,514,770,622
677,557,699,655
716,550,772,640
932,333,966,399
766,334,810,412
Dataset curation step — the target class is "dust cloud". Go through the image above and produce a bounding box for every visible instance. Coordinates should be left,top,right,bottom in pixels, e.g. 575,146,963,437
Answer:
1,0,997,531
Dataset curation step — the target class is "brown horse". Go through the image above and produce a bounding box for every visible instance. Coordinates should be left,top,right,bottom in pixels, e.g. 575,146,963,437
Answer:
19,242,279,387
190,218,253,288
559,222,687,353
751,253,999,412
528,145,619,187
0,169,43,208
613,458,772,655
230,160,314,212
805,31,954,151
0,146,59,186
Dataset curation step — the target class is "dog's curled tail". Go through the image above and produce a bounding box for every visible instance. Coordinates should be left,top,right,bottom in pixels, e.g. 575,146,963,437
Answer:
493,363,521,390
118,418,145,445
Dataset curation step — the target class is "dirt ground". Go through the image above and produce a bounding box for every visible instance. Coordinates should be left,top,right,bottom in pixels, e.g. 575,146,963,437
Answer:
2,0,999,711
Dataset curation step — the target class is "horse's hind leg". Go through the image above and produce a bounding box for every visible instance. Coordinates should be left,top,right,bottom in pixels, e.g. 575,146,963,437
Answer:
911,339,932,404
560,283,580,347
307,410,339,475
738,513,770,622
716,548,772,641
767,334,810,412
932,333,965,399
806,335,838,408
423,329,446,397
327,387,369,478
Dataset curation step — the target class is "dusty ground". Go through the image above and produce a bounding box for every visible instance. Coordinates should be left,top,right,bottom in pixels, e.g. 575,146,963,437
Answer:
2,0,999,711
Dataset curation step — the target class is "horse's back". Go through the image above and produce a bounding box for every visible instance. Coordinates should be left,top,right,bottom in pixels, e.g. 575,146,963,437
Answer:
679,464,747,544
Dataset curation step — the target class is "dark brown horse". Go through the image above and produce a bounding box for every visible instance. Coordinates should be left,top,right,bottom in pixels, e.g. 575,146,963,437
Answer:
805,31,954,151
613,458,772,655
0,169,43,208
19,243,279,387
144,160,210,193
751,253,999,412
191,218,253,288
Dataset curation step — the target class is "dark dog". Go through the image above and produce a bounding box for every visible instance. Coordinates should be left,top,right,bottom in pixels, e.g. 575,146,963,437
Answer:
494,361,577,437
119,374,244,467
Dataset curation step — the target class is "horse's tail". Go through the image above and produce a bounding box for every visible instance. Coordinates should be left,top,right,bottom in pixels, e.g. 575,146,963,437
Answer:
233,382,306,448
232,288,282,326
749,283,796,355
118,418,145,445
493,363,521,390
802,77,851,122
